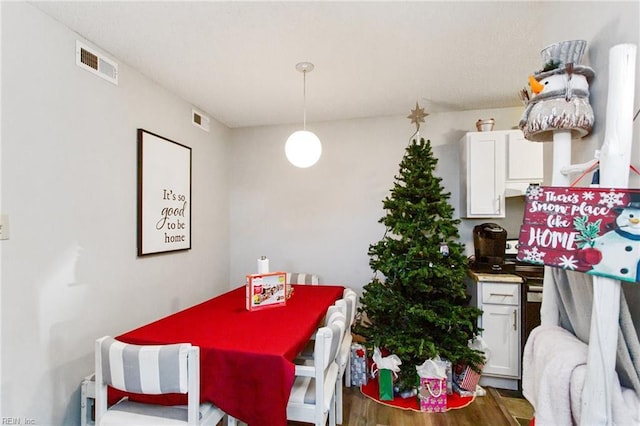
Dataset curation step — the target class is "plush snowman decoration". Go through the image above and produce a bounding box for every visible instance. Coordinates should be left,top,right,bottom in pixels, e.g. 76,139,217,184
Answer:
584,202,640,282
529,73,590,99
518,40,594,142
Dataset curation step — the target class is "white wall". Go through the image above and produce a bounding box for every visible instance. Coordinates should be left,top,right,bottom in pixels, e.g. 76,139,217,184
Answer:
572,7,640,174
1,3,231,424
229,107,526,289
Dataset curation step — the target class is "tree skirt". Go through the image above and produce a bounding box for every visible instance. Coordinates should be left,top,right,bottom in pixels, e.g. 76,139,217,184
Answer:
360,377,475,411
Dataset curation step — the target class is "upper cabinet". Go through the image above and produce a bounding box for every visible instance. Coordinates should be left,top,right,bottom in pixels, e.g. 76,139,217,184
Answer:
460,132,506,218
504,131,544,196
460,130,543,218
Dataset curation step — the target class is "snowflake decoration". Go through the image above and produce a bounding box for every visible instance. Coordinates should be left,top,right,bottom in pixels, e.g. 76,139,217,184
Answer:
522,246,546,263
558,255,578,270
526,186,545,200
582,191,595,201
598,190,625,209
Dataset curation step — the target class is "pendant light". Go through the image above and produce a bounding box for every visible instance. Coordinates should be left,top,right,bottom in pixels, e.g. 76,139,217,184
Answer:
285,62,322,168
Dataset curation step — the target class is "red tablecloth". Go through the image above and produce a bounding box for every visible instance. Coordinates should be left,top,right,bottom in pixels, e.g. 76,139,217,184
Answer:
114,284,344,426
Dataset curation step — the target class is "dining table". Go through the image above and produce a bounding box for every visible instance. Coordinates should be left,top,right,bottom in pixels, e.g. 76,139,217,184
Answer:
112,283,345,426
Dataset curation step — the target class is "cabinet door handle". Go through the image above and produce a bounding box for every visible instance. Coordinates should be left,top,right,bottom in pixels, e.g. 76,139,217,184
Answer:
490,293,513,297
513,309,517,331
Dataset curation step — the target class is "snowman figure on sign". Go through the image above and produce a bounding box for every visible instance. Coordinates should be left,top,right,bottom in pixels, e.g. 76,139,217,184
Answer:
581,193,640,282
519,40,595,142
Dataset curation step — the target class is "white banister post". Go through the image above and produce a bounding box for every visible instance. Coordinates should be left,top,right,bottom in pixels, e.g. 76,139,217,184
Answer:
580,43,637,426
552,130,573,187
540,129,572,326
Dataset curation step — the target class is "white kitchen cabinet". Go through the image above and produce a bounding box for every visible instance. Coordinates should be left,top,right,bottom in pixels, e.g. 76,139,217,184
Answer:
460,130,544,217
481,303,520,377
466,272,522,390
505,131,544,195
460,132,506,218
506,131,544,181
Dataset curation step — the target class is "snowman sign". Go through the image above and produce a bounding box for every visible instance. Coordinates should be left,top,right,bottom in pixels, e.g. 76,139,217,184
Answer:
518,185,640,283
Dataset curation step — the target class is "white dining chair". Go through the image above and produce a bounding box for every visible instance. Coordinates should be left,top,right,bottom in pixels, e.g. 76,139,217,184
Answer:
297,298,348,362
287,312,346,426
335,288,357,424
95,336,228,426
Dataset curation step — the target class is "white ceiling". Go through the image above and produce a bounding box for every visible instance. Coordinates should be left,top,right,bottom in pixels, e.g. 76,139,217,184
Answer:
31,1,638,129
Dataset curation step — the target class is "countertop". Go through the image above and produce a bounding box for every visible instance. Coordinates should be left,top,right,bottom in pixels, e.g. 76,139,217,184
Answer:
467,270,523,283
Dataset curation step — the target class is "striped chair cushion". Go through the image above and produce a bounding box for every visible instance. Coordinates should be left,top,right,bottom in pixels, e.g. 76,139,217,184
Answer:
343,289,357,327
288,362,339,411
100,337,191,394
289,321,344,412
286,273,319,285
338,290,357,368
323,321,345,369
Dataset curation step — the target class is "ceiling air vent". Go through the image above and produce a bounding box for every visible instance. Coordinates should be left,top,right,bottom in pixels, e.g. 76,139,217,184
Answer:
75,41,118,85
192,109,210,132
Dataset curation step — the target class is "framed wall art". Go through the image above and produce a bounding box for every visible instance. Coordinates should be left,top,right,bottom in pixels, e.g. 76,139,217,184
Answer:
137,129,191,256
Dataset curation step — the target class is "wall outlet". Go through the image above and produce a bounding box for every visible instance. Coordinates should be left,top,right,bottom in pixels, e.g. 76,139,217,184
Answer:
0,214,9,240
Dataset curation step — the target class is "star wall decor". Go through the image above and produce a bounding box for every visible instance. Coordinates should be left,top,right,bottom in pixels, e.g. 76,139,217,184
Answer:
407,102,429,131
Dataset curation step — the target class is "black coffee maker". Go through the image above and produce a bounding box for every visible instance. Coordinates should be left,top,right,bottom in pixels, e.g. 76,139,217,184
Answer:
472,223,508,272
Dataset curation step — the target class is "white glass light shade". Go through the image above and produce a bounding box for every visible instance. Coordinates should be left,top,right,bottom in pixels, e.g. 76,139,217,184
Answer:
285,130,322,168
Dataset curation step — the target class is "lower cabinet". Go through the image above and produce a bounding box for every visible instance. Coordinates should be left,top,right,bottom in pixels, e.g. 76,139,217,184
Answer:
467,273,522,390
481,303,520,377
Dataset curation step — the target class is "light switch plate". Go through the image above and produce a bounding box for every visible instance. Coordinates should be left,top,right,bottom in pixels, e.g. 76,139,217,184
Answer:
0,214,9,240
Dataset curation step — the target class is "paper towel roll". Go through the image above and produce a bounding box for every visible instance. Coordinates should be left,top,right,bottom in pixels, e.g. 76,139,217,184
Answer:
257,256,269,274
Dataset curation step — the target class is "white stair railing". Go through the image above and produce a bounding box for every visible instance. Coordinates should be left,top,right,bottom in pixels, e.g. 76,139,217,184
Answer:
580,43,637,426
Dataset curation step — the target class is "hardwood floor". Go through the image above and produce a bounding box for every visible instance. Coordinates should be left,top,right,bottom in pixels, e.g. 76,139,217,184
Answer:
289,386,521,426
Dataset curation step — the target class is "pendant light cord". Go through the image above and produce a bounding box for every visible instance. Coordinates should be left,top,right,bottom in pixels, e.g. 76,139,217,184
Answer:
302,70,307,131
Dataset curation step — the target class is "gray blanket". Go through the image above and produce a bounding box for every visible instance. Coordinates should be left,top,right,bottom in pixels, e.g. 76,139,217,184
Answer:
549,268,640,394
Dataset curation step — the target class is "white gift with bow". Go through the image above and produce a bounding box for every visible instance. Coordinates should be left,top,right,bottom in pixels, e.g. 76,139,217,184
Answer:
371,347,402,378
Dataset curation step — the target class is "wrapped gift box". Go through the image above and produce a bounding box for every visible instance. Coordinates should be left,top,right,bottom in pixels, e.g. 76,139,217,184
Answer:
440,358,453,395
453,363,483,392
350,343,368,386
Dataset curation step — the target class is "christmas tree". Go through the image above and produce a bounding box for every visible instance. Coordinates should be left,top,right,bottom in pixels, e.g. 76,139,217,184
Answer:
355,108,484,391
